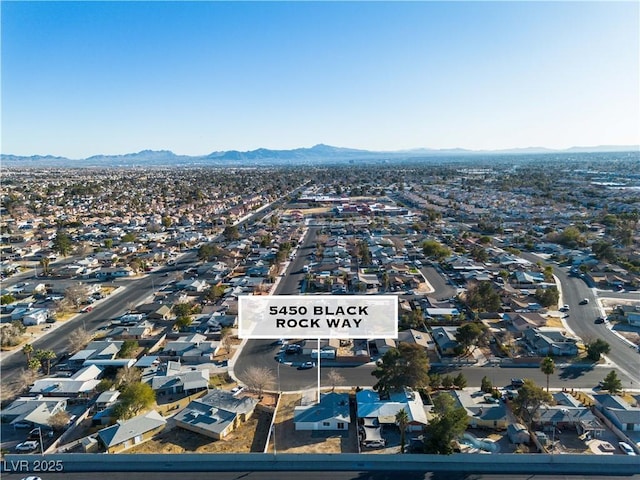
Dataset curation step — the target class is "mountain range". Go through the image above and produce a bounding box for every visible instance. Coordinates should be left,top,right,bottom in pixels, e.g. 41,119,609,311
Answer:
2,143,638,167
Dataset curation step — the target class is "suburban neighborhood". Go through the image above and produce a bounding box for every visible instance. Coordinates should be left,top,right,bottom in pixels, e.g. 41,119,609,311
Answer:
1,156,639,465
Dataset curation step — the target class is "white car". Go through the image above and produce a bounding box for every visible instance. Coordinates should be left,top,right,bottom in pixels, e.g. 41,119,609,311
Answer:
15,440,39,452
619,441,636,455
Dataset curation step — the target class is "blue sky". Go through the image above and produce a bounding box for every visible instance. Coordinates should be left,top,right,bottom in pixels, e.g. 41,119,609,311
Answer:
2,1,639,158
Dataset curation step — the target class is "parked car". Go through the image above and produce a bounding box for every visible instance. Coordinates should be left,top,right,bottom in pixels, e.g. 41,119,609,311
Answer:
28,427,53,440
595,317,605,324
297,361,315,370
511,378,525,387
580,298,589,305
15,440,39,452
362,439,387,448
285,344,302,354
619,442,636,455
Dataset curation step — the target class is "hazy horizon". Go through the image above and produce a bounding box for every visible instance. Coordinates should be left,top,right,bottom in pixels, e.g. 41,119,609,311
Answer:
2,1,639,158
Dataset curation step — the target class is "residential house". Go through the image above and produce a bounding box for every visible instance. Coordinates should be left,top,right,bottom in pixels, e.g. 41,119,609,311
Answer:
108,321,154,340
593,394,640,432
22,308,50,326
448,390,509,430
522,328,578,356
161,334,221,364
95,390,121,411
136,303,172,320
97,410,166,453
150,366,209,397
504,312,547,334
618,305,640,327
174,389,258,440
396,329,436,352
1,396,68,429
356,388,428,432
294,392,351,431
68,340,124,369
29,365,102,398
431,326,459,355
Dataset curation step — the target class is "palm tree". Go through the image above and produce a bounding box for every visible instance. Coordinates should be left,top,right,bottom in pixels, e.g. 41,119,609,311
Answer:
540,356,555,393
395,408,409,454
22,343,34,365
37,350,57,375
27,358,42,373
39,257,51,276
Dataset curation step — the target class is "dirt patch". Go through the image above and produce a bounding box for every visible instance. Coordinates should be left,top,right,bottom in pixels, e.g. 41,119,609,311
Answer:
545,316,564,328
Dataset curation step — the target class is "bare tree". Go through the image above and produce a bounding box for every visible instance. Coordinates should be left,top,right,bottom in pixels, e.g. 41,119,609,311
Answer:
48,410,71,431
64,283,91,308
68,328,93,353
220,327,234,355
115,366,142,387
327,368,346,392
242,366,275,399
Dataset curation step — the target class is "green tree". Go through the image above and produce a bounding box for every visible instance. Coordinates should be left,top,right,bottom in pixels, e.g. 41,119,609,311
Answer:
423,393,469,454
396,408,409,454
117,340,139,358
121,232,136,243
52,228,73,256
357,240,372,265
161,216,172,228
429,372,442,389
113,382,156,420
540,357,555,393
422,239,451,261
441,374,454,389
455,323,484,355
512,379,552,428
223,224,239,240
586,339,611,361
1,293,16,305
466,281,501,313
173,302,192,318
601,370,622,394
371,343,430,397
205,284,226,303
104,238,114,249
481,376,493,393
534,287,559,308
453,372,467,389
